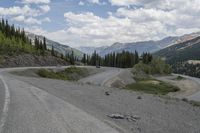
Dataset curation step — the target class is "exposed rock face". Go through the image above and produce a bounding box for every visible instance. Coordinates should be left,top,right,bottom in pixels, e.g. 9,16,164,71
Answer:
0,54,68,67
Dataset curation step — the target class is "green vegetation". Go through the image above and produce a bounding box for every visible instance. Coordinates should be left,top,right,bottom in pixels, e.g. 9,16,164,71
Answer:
176,76,185,80
37,67,89,81
155,36,200,78
0,19,68,65
0,19,48,56
133,57,172,75
173,63,200,78
38,69,68,80
82,50,140,68
126,78,179,95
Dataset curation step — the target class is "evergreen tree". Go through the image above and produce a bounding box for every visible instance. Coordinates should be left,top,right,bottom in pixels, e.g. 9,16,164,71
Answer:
51,46,55,56
70,51,75,65
43,37,47,50
82,54,86,65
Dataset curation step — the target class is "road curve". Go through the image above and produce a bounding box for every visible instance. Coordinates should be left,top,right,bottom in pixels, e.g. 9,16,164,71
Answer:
0,67,121,133
78,67,122,86
173,74,200,101
0,67,200,133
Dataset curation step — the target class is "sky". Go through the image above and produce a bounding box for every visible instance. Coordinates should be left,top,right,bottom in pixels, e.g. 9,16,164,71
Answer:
0,0,200,48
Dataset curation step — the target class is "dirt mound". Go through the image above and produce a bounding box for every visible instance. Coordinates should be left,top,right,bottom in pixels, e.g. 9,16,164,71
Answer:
0,54,68,67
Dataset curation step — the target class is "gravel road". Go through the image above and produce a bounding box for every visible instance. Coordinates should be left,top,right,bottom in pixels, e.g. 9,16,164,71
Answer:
156,74,200,102
78,67,122,86
0,67,200,133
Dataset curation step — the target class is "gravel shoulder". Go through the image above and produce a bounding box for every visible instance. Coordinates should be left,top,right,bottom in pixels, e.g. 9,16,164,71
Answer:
154,75,200,101
11,72,200,133
1,73,121,133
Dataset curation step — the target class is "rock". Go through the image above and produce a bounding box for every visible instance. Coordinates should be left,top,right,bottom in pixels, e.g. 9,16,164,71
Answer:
105,91,110,96
107,113,140,122
107,113,124,119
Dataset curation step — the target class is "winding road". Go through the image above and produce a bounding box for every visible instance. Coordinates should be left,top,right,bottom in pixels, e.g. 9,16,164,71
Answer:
0,67,122,133
0,67,200,133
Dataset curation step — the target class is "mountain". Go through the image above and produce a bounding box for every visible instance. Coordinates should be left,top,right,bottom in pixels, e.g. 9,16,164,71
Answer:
154,36,200,64
77,46,108,55
27,32,84,59
78,32,200,56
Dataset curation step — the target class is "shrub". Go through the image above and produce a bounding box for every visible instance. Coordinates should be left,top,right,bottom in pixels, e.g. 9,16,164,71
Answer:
133,57,172,75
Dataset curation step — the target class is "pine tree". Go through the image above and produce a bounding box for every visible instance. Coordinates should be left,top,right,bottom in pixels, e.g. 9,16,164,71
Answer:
43,37,47,50
51,45,55,56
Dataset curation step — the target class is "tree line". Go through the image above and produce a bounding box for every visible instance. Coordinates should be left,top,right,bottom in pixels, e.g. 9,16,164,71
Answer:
81,51,153,68
0,18,50,56
0,18,63,59
173,62,200,78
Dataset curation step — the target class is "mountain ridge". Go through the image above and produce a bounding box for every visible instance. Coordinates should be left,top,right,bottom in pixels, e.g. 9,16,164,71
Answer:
78,32,200,56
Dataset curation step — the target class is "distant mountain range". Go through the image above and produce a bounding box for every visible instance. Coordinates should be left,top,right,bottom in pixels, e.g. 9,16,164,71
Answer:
78,32,200,56
26,32,84,59
154,36,200,64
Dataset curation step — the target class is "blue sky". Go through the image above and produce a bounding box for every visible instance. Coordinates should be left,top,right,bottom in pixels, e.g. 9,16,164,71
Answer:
0,0,200,47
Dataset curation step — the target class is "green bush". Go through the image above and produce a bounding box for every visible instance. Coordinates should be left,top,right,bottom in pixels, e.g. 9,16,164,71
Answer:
37,69,68,80
126,79,179,95
134,57,172,75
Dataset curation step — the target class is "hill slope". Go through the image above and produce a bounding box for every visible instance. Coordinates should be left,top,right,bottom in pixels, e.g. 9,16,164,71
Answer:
27,33,84,59
0,19,68,67
155,36,200,64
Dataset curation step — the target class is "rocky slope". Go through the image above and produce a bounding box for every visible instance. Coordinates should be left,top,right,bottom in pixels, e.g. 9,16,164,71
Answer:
0,54,68,67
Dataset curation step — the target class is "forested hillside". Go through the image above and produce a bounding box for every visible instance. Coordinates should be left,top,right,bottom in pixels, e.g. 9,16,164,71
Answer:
155,36,200,64
155,36,200,77
0,19,68,67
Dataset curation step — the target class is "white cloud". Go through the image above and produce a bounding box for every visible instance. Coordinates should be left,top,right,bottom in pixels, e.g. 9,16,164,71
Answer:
57,0,200,47
13,15,51,25
88,0,100,4
39,5,50,13
21,0,50,4
0,1,51,25
0,5,41,17
62,11,169,47
109,0,136,6
78,1,84,6
12,0,200,48
83,0,107,5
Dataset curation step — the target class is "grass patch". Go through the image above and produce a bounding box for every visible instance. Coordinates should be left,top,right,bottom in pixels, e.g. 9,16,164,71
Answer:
125,78,180,95
38,69,69,80
176,76,185,80
37,66,89,81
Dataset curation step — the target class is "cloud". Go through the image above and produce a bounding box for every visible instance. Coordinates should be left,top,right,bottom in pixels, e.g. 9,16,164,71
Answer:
87,0,100,4
21,0,50,4
54,0,200,47
39,5,50,13
78,1,84,6
78,0,106,6
0,0,51,25
108,0,136,6
0,5,41,17
13,15,51,25
62,11,168,47
10,0,200,48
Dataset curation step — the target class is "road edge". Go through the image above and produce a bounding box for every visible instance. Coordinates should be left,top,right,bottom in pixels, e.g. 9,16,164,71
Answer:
0,76,10,133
